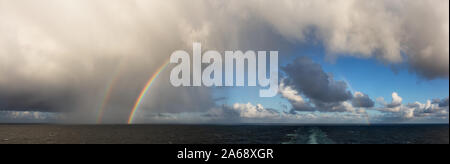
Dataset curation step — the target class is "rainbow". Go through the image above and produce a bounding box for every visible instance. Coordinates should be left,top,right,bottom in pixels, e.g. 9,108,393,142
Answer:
128,60,170,124
96,74,121,124
96,64,124,124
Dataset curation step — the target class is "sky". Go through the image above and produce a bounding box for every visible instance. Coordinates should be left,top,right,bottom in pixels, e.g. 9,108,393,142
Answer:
0,0,448,124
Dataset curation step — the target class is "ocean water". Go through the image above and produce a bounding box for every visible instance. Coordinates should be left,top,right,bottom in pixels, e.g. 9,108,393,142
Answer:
0,124,448,144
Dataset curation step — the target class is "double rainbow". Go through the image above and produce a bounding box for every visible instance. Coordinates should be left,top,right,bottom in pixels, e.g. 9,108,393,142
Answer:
100,59,371,125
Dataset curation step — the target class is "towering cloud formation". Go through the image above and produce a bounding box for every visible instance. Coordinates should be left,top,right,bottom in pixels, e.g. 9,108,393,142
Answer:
0,0,448,123
376,92,404,113
388,92,403,108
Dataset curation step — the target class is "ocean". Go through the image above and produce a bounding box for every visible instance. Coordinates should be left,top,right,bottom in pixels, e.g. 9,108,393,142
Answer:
0,124,448,144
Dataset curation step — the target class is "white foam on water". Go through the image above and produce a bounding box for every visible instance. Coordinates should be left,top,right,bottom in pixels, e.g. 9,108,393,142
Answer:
307,128,334,144
308,132,318,144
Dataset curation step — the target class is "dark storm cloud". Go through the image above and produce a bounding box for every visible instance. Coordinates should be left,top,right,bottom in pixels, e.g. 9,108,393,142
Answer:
0,81,81,112
352,92,375,108
0,91,75,112
283,57,353,104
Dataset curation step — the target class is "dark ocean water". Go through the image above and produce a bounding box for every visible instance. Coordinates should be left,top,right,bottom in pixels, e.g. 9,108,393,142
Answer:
0,124,448,144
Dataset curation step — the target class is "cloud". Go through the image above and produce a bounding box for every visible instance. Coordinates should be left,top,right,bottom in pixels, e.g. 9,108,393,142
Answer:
0,111,62,123
408,100,449,118
203,103,282,122
0,0,448,123
283,57,353,103
231,103,280,119
280,58,377,113
0,0,223,123
352,92,375,108
376,92,449,120
433,97,449,107
281,57,355,112
243,0,449,79
314,101,356,113
201,103,368,124
279,81,313,111
387,92,403,108
377,92,403,112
